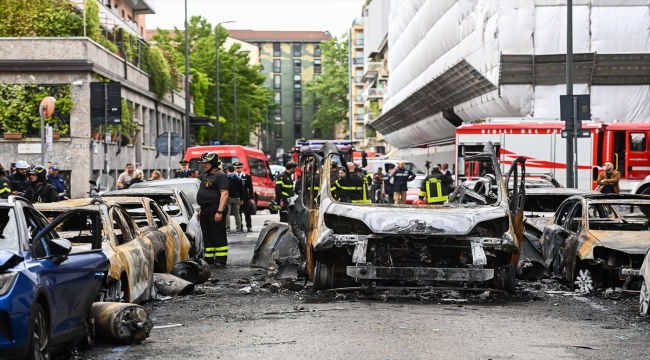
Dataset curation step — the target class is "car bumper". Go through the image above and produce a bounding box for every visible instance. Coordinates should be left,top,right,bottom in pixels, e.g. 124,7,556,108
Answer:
0,280,33,352
347,266,494,282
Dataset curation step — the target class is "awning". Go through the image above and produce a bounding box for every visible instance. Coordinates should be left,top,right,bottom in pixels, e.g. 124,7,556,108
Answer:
189,117,214,127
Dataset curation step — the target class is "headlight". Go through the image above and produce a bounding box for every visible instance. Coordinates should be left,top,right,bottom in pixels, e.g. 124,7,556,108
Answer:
0,272,18,296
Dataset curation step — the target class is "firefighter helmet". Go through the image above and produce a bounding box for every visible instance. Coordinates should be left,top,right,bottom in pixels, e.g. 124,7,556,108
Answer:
199,151,221,168
28,165,47,182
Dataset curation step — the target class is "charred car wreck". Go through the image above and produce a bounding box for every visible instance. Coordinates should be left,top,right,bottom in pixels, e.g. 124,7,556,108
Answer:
253,142,526,292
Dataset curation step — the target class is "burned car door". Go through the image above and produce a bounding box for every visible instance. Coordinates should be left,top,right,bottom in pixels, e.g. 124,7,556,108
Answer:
542,200,579,276
505,157,527,268
148,200,190,272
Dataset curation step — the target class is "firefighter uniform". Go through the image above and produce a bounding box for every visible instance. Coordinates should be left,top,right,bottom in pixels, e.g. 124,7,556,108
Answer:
197,157,230,265
275,170,294,222
331,172,369,204
236,163,254,232
419,169,452,204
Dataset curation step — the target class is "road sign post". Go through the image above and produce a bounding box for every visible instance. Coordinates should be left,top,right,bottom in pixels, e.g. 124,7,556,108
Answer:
90,82,121,175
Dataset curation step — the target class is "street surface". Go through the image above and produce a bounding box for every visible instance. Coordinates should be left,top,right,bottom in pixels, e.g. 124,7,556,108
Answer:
83,212,650,360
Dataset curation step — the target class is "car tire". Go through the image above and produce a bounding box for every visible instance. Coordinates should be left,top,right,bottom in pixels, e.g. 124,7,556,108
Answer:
77,308,95,350
640,281,650,315
641,188,650,216
26,303,50,360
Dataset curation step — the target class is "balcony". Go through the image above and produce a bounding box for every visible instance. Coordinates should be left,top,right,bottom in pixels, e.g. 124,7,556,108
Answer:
353,58,364,65
379,63,389,80
363,88,384,100
354,76,364,85
355,113,365,122
354,39,364,47
354,95,364,103
72,1,143,37
363,62,382,80
354,129,365,140
352,17,364,26
363,112,378,125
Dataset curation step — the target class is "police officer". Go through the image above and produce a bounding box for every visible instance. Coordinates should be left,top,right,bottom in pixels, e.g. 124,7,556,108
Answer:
419,166,452,204
275,161,296,222
196,152,230,269
331,162,369,204
9,160,30,195
24,166,59,203
47,165,67,200
234,162,254,232
175,160,191,178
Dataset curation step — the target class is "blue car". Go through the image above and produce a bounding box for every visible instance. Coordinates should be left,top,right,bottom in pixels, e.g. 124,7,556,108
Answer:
0,197,108,359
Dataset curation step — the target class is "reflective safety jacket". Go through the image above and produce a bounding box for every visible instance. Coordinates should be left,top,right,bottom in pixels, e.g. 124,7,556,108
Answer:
275,171,294,201
331,172,369,204
419,172,452,204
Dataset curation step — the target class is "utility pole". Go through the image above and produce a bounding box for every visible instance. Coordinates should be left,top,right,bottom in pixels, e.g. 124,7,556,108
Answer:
233,54,237,145
348,30,353,143
565,0,575,188
184,0,190,151
247,108,250,146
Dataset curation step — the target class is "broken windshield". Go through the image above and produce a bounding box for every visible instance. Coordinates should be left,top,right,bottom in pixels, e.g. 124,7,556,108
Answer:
0,208,19,251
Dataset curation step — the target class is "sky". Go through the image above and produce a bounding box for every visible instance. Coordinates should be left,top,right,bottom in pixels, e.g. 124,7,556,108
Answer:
146,0,366,38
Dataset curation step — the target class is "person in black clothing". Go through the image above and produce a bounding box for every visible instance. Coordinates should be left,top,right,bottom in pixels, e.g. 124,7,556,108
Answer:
419,166,452,204
196,152,230,268
329,161,339,184
0,163,11,199
275,161,296,222
235,162,254,232
331,162,369,204
129,170,145,186
225,165,244,234
383,164,396,204
390,161,416,204
175,160,191,178
24,166,59,203
9,160,31,196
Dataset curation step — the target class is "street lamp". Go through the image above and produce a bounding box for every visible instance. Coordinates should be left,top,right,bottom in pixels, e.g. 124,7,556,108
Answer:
215,20,235,145
233,50,250,145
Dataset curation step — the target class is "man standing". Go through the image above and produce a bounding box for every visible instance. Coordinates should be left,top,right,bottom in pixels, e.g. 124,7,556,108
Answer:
175,160,191,178
275,161,296,222
196,152,230,269
391,161,416,204
419,166,452,204
225,165,244,234
441,163,452,176
117,163,135,189
9,160,31,195
47,165,67,200
24,166,59,203
596,161,621,194
235,162,254,232
383,164,395,204
190,169,200,178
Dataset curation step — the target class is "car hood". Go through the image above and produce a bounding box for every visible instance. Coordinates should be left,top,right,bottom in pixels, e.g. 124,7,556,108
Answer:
324,202,508,235
589,230,650,255
524,216,553,233
0,249,24,271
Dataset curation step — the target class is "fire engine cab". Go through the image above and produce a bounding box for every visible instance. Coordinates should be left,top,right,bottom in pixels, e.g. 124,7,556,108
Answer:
455,118,650,192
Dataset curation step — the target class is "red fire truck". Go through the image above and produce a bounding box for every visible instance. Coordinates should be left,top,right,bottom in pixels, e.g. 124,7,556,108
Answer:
455,118,650,192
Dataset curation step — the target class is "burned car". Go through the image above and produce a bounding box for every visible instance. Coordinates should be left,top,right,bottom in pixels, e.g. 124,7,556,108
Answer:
539,194,650,293
103,189,202,259
640,249,650,315
253,142,526,292
518,188,597,279
36,199,155,303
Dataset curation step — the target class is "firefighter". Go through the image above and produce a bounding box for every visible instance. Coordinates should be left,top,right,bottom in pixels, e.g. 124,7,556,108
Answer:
419,166,452,205
234,162,254,232
331,162,369,204
306,165,321,206
275,161,296,222
196,152,230,269
24,166,59,203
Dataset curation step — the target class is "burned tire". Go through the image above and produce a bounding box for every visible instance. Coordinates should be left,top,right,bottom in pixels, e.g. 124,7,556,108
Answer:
640,281,650,315
574,269,595,294
77,308,95,350
313,261,333,290
26,303,50,360
495,264,516,294
641,188,650,216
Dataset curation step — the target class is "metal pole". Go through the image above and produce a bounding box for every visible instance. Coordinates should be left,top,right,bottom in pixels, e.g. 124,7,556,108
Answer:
104,83,109,175
573,96,579,188
247,108,250,146
215,25,221,145
167,131,171,179
40,107,45,166
565,0,575,188
348,29,353,142
266,105,270,152
233,54,237,145
184,0,190,150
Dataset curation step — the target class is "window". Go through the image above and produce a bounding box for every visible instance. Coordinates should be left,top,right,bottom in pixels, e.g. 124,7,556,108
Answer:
273,75,281,89
275,124,282,139
273,109,281,122
110,209,135,246
293,43,301,57
275,91,281,105
150,202,169,228
247,157,268,177
294,59,301,73
630,133,646,152
314,59,322,73
294,107,302,122
273,43,281,57
314,43,321,57
294,124,302,139
179,192,194,217
294,74,302,89
555,201,574,226
273,59,281,73
294,91,302,105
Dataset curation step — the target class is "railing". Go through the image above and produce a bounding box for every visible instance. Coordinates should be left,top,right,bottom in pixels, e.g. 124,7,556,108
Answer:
353,58,364,65
354,130,365,139
365,62,382,73
368,88,384,97
354,76,364,84
352,17,364,26
355,114,365,121
354,95,363,103
355,39,364,46
73,1,142,37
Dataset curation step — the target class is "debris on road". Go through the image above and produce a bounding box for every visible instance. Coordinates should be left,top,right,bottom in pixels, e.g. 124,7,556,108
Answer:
171,259,211,285
154,273,195,296
92,302,153,344
152,324,183,329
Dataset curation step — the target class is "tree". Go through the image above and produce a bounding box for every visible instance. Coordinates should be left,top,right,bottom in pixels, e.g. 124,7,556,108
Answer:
304,34,349,138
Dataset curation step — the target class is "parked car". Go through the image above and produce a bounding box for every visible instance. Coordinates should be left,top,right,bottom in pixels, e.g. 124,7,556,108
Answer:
640,249,650,315
0,196,108,358
103,188,202,258
539,194,650,293
130,178,200,208
35,199,157,303
92,196,192,273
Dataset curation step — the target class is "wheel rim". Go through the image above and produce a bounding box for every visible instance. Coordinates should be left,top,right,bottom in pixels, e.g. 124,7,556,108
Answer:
640,281,650,315
574,269,594,294
33,311,49,360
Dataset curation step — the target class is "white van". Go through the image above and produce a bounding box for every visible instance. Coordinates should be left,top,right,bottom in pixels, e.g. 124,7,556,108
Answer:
364,158,425,175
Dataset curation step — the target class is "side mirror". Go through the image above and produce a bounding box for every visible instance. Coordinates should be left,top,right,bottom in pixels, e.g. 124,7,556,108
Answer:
50,238,72,264
361,151,368,168
89,180,97,186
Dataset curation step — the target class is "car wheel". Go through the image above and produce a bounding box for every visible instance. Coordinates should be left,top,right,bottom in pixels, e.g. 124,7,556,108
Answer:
77,308,95,350
574,269,594,294
27,304,50,360
313,261,333,290
641,188,650,216
640,281,650,315
108,278,126,302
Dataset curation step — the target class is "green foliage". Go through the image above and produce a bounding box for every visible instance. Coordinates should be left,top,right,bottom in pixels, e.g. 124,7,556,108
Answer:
0,84,72,135
142,46,174,100
305,34,350,138
0,0,82,37
370,101,380,118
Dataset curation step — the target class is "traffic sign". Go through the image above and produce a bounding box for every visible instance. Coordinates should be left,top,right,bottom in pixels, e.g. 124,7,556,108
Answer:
560,94,590,121
90,82,122,125
561,129,590,138
156,132,184,156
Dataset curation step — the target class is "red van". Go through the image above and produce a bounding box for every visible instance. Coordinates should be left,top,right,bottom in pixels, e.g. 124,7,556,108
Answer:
184,145,275,212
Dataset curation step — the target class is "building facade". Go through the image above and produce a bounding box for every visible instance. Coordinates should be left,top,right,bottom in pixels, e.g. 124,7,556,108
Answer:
228,30,331,154
349,18,365,147
0,0,190,198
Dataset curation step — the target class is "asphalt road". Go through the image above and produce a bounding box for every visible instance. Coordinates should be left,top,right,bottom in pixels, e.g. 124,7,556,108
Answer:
83,212,650,360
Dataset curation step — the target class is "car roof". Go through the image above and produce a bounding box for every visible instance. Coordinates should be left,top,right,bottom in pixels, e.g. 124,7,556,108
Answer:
581,194,650,201
34,198,127,212
103,188,176,196
526,188,598,196
130,178,200,188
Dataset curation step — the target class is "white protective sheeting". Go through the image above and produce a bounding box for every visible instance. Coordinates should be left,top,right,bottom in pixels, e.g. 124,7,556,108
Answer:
454,86,534,122
591,6,650,52
590,86,650,123
534,5,591,54
532,84,590,118
382,113,458,149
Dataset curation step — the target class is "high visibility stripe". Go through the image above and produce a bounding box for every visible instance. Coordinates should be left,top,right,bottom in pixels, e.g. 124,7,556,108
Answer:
0,187,10,194
418,190,426,197
205,253,216,258
351,199,370,204
214,246,228,251
282,192,290,197
215,252,228,257
426,178,448,203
